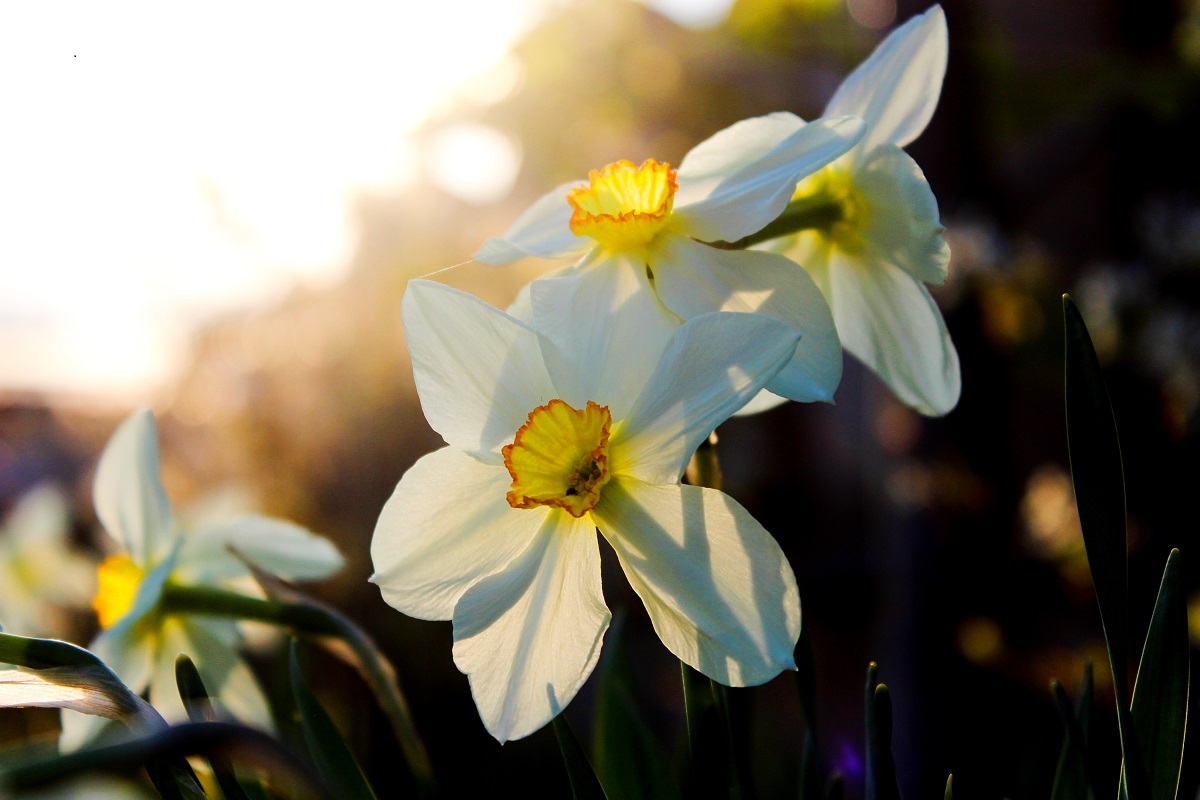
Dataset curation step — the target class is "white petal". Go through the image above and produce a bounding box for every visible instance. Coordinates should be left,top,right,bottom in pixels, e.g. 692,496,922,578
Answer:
674,116,866,243
452,512,608,743
732,389,789,417
177,516,343,585
506,261,581,322
371,447,550,621
825,5,948,153
93,409,174,565
652,236,842,403
531,255,682,421
612,313,799,485
857,144,949,286
594,479,799,686
474,182,594,265
674,112,807,205
402,280,557,463
6,483,69,547
827,249,960,415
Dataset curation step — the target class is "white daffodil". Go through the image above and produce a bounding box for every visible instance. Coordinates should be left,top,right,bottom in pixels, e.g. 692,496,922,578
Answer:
474,114,867,405
733,6,959,416
61,409,344,750
0,484,95,638
372,280,804,743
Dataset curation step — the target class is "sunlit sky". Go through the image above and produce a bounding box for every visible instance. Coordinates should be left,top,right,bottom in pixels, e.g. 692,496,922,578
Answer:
0,0,751,402
0,1,554,400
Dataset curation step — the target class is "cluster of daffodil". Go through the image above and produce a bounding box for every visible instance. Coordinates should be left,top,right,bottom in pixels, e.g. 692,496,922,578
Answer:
0,3,956,787
371,5,954,742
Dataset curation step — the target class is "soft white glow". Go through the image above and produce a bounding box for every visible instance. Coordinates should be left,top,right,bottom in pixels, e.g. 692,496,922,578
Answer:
427,124,523,206
640,0,735,29
0,1,543,400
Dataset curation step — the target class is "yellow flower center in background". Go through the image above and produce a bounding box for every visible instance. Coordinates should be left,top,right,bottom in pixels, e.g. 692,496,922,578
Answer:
93,554,144,628
503,399,613,518
567,159,678,251
792,166,869,253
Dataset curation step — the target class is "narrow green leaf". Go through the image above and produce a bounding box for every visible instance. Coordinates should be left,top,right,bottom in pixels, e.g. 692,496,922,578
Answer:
864,664,901,800
1,722,328,798
553,715,609,800
592,613,677,800
1077,662,1094,743
1050,679,1093,800
682,662,729,800
944,775,953,800
289,642,377,800
1129,549,1189,800
798,734,821,800
1062,294,1150,800
176,654,253,800
713,682,754,800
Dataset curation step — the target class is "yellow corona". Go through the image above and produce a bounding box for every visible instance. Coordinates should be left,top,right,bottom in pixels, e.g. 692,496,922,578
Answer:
567,159,678,251
503,399,613,517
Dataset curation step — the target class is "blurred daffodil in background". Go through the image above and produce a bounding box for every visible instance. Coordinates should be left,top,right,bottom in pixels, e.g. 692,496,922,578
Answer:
0,484,94,639
62,410,344,750
372,280,802,742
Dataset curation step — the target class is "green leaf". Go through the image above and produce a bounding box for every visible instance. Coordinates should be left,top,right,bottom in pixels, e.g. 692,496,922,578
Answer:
944,775,953,800
176,654,253,800
864,664,900,800
553,714,609,800
712,682,754,800
682,662,730,800
0,721,331,798
289,641,377,800
1129,549,1189,800
592,613,677,800
1062,294,1150,800
1050,679,1093,800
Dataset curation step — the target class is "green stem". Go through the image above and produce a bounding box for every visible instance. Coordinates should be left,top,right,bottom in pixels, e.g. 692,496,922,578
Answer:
159,583,435,795
712,195,843,251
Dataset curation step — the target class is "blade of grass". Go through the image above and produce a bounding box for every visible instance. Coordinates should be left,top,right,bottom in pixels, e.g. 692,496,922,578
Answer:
1128,550,1188,800
864,664,900,800
553,714,609,800
1062,294,1149,800
682,662,730,800
176,654,253,800
1051,679,1094,800
290,642,377,800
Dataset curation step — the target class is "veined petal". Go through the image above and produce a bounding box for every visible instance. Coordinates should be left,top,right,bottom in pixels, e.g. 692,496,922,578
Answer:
403,280,557,463
474,182,594,265
594,479,799,686
825,5,948,154
371,447,550,621
827,249,960,415
674,116,866,244
856,144,949,285
531,255,681,422
177,515,343,584
612,312,798,485
93,410,173,565
652,236,842,403
452,512,608,743
674,112,807,206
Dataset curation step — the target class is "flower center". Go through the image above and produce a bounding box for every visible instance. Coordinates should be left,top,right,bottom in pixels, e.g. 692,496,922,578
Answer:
93,554,144,628
792,165,868,252
567,159,678,251
503,399,613,518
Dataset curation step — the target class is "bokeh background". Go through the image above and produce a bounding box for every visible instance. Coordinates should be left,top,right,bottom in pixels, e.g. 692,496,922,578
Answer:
2,0,1199,796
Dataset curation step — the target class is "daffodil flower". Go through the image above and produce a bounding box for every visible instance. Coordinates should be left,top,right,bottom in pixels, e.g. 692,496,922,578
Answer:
732,6,959,415
474,114,867,404
371,279,803,743
0,484,95,638
61,410,344,750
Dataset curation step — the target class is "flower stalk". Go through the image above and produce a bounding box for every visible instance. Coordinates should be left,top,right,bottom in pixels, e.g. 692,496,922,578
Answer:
712,195,844,251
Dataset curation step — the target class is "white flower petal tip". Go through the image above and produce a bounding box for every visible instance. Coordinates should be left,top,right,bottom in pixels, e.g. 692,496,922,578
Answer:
93,409,173,565
596,481,801,687
825,4,948,154
402,280,556,462
452,515,609,743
